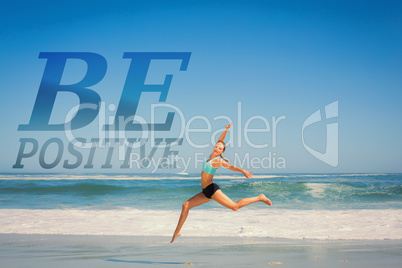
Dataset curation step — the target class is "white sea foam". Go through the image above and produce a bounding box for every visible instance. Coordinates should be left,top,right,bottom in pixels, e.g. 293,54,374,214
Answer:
1,208,401,240
305,183,327,198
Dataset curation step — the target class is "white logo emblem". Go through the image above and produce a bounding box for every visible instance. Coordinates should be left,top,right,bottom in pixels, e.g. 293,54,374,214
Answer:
302,101,338,167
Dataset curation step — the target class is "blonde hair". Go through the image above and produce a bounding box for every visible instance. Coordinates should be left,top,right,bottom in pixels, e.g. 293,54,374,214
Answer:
217,140,229,162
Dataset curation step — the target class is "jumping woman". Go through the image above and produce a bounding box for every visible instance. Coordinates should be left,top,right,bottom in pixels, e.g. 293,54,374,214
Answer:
170,122,272,243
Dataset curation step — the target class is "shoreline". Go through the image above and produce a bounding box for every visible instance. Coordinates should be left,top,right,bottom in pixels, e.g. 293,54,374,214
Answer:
1,208,401,240
1,234,402,268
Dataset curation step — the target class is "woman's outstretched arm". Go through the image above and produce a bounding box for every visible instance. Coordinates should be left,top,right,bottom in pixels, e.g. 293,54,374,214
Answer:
218,122,233,142
220,160,253,179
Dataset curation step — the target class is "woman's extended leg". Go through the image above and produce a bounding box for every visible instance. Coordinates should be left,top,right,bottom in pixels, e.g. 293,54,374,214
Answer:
212,190,271,211
170,192,210,243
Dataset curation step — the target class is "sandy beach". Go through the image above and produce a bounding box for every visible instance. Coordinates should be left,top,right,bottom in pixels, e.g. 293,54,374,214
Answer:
1,208,401,240
1,234,401,268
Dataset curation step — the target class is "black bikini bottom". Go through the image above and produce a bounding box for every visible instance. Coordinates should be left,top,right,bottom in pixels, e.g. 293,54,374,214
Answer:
202,183,220,199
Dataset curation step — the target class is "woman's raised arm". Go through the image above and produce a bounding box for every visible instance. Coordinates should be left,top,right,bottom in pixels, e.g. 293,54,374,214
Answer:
218,122,233,142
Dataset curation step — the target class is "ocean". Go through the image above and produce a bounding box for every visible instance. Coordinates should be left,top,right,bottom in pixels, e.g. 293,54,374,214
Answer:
0,173,401,240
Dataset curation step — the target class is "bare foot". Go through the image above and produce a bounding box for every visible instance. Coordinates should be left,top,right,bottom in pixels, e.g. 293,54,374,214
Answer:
170,232,181,243
259,194,272,206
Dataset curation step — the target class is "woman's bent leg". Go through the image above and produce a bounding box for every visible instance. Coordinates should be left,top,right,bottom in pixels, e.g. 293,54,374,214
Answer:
212,190,271,211
170,192,210,243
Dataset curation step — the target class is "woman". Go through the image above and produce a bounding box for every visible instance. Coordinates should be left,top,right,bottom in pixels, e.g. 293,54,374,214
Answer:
170,122,272,243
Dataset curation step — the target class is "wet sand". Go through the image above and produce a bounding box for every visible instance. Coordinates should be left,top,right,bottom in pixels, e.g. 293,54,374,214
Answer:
1,234,401,268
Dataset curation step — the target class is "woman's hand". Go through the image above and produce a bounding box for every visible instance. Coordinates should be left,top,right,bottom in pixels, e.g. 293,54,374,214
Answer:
218,122,233,141
242,169,253,179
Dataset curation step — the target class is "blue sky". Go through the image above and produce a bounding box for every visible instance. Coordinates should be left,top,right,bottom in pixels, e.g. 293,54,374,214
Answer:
1,0,401,173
